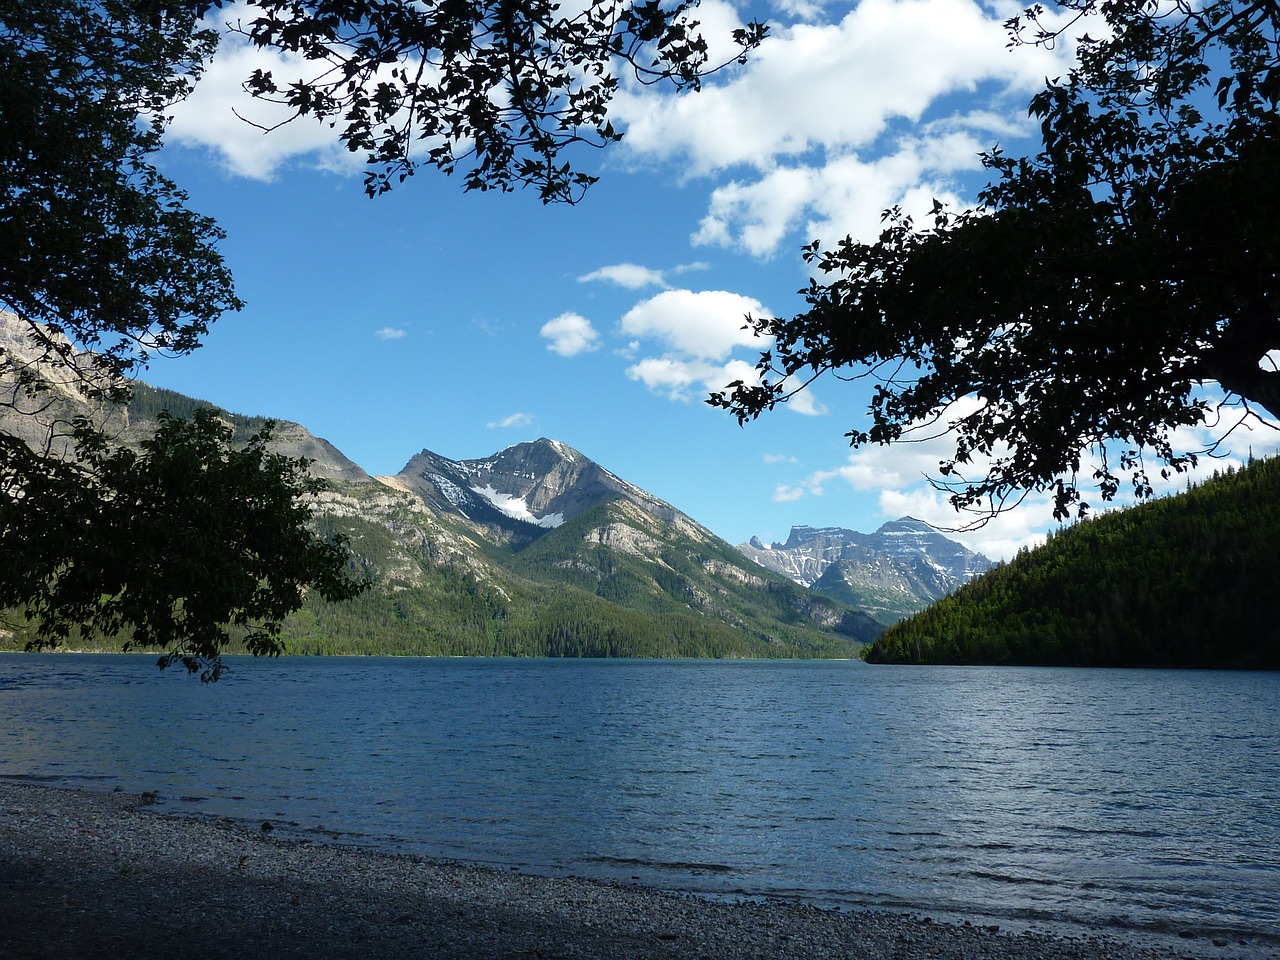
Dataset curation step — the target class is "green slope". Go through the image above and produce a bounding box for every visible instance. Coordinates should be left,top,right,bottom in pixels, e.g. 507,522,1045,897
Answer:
288,497,874,659
865,458,1280,668
2,385,876,661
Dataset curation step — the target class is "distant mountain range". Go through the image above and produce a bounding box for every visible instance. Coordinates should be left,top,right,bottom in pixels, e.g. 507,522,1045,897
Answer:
0,311,987,656
739,521,994,623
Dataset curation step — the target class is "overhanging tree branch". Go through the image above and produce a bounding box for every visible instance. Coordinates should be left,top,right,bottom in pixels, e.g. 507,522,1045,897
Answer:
713,0,1280,521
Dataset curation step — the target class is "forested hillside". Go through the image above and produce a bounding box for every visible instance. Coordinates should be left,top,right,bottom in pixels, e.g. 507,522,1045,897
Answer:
865,458,1280,668
1,383,875,662
276,495,875,659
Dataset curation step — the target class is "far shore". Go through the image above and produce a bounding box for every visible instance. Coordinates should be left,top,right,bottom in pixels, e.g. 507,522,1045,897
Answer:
2,780,1261,960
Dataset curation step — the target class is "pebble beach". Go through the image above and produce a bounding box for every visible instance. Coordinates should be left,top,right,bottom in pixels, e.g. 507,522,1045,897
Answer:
0,781,1257,960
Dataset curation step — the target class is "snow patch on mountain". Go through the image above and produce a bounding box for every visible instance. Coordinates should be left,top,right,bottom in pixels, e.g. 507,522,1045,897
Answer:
429,473,471,510
470,484,565,528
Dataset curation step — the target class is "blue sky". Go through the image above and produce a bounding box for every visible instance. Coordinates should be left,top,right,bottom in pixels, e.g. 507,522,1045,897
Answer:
142,0,1280,560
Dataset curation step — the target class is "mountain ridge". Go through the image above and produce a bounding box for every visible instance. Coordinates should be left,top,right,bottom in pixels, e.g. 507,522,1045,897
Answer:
738,519,994,624
0,311,999,657
0,312,881,658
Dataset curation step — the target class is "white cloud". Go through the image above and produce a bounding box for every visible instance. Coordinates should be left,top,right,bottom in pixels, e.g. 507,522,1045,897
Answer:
375,326,407,340
618,290,775,402
774,394,1280,560
166,23,355,179
785,386,828,417
876,486,1050,560
613,0,1080,254
167,5,444,180
616,0,1064,173
578,263,670,289
541,312,601,356
625,356,721,401
619,289,770,360
623,356,766,404
773,484,809,502
764,453,799,464
693,166,819,257
693,132,985,256
578,262,712,289
488,412,534,429
772,0,828,22
684,0,755,69
773,396,1054,557
614,289,828,413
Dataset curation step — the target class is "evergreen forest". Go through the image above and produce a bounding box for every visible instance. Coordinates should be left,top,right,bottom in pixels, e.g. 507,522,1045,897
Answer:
865,458,1280,668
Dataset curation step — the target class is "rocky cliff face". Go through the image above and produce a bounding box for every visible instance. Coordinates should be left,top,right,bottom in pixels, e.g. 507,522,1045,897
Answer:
0,309,370,485
260,421,371,485
0,310,116,456
738,519,993,624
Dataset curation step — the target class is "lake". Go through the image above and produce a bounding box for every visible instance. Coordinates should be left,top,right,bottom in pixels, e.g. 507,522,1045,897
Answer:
0,654,1276,952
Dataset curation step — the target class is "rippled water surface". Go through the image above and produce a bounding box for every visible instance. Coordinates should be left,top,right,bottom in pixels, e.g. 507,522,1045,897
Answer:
1,654,1276,948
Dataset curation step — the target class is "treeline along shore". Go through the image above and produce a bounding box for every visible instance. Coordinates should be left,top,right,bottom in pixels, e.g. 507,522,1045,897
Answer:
0,781,1246,960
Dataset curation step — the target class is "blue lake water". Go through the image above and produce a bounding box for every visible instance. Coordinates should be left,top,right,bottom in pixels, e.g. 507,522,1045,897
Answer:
1,654,1277,952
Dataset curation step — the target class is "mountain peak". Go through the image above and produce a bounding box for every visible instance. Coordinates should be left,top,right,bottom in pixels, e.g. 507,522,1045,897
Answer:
393,437,680,538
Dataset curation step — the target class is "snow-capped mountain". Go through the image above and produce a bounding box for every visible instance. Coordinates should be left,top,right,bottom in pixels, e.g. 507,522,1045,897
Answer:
738,520,994,624
315,438,884,653
0,304,881,657
389,438,704,544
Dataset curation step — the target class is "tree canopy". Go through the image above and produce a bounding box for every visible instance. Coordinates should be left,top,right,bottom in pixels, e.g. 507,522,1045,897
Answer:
1,0,748,675
217,0,764,202
713,0,1280,521
0,411,365,681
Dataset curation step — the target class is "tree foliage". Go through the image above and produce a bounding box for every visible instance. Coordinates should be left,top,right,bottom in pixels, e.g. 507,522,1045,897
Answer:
0,0,237,403
714,0,1280,521
0,411,366,681
218,0,765,202
2,0,747,675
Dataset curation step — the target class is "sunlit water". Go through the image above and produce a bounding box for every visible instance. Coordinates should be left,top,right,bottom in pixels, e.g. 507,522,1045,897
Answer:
1,654,1277,952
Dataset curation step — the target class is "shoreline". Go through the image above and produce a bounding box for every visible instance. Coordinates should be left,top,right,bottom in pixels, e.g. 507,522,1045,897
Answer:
0,781,1258,960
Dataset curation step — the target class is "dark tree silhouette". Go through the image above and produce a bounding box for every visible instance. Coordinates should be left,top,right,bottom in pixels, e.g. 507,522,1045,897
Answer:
713,0,1280,521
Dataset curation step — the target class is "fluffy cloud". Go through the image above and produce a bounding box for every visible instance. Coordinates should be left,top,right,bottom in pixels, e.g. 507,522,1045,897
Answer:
375,326,407,340
624,356,761,403
617,0,1064,172
613,0,1080,254
166,24,355,179
765,397,1052,556
618,290,771,402
615,289,829,411
167,4,443,180
619,289,770,360
692,130,990,256
772,484,809,502
578,262,712,289
763,394,1280,559
540,312,601,356
488,412,535,429
772,0,829,22
876,486,1051,560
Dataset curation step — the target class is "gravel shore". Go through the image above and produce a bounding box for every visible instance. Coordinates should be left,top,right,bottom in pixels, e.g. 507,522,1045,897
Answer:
0,781,1247,959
